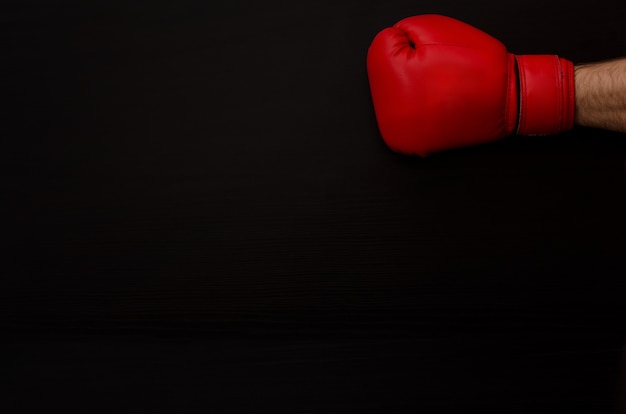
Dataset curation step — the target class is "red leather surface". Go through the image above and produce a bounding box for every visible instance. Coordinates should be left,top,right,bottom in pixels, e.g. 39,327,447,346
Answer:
516,55,575,135
367,14,575,156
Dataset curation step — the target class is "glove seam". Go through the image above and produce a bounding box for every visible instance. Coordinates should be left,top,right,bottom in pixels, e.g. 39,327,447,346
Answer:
517,56,528,134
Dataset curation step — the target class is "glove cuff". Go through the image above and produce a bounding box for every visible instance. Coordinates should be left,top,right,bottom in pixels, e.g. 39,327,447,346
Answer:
515,54,575,136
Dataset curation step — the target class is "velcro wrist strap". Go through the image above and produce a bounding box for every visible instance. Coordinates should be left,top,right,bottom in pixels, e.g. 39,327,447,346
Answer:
515,54,575,135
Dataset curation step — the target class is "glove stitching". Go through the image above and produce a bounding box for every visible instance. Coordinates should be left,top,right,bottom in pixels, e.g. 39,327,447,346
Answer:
518,56,527,134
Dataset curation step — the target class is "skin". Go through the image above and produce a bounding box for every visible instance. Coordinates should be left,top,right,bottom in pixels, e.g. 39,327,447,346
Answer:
574,58,626,133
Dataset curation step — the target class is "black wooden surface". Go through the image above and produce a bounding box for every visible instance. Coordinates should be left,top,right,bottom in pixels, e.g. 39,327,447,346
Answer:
3,1,626,412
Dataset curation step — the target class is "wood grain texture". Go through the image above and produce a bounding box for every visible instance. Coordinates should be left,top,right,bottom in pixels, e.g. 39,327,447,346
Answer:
3,0,625,412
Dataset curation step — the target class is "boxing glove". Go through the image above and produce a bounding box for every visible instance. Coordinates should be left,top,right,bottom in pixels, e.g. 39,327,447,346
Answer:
367,14,575,156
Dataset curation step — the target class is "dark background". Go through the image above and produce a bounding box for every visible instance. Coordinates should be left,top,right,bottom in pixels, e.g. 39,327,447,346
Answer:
3,0,625,412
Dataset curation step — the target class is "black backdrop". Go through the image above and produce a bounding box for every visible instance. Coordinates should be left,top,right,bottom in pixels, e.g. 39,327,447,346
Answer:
3,0,626,412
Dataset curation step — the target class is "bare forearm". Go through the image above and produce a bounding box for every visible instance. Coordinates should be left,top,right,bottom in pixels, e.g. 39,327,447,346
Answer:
574,58,626,133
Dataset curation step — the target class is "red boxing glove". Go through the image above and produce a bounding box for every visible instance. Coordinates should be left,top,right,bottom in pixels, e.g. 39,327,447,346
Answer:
367,14,575,156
